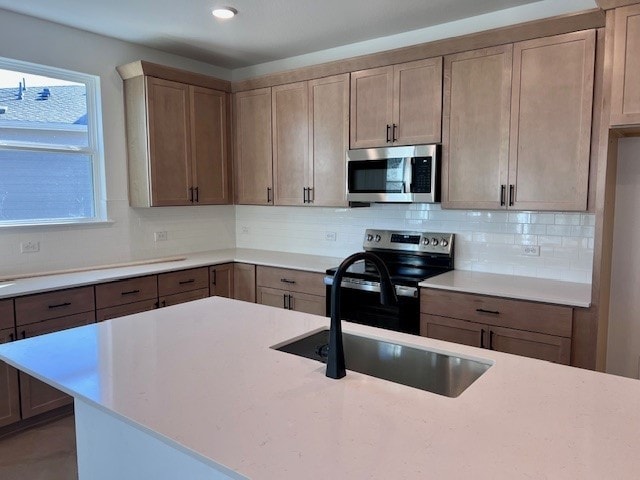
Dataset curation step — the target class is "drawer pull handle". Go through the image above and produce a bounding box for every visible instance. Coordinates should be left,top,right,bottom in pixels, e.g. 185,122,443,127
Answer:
489,330,495,349
283,294,288,309
179,279,195,285
21,331,26,340
48,302,71,309
121,289,140,296
480,329,485,348
288,294,293,310
280,278,296,284
211,270,217,286
476,308,499,315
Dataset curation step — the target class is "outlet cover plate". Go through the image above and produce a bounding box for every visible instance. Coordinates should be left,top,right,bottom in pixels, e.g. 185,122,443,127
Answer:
154,231,168,242
522,245,540,256
20,241,40,253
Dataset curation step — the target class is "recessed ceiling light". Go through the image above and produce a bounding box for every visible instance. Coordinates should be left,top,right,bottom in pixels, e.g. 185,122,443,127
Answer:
212,7,237,19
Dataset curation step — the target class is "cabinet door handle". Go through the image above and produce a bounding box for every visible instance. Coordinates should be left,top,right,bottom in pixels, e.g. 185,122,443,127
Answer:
194,187,199,203
480,329,485,348
21,331,26,339
211,269,217,286
48,302,71,309
189,187,194,203
509,184,515,206
500,185,506,206
392,123,398,142
386,124,391,143
303,187,308,203
280,278,296,284
283,294,289,309
489,330,495,350
308,187,313,203
267,187,272,204
179,279,195,285
161,300,167,308
121,289,140,296
476,308,500,315
288,294,294,310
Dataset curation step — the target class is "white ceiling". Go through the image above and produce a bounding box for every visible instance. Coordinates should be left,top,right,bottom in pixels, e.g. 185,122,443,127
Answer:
0,0,598,71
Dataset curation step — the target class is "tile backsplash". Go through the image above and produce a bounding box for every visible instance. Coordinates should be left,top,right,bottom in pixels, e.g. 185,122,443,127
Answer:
236,204,594,283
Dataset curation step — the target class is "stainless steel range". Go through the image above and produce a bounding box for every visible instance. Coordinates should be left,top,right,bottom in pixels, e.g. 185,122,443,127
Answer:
324,229,455,335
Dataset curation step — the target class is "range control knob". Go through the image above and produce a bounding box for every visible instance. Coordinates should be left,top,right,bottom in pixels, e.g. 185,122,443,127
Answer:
374,234,382,242
431,238,439,246
366,234,374,242
422,238,430,246
440,238,449,247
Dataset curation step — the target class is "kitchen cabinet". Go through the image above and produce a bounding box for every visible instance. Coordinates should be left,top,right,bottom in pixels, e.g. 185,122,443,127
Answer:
158,268,209,307
611,4,640,126
420,289,572,364
441,45,513,209
123,75,229,207
350,58,442,148
209,263,234,298
271,74,350,206
256,266,325,315
441,30,595,211
0,300,19,428
233,263,257,303
18,312,95,418
95,275,158,321
234,88,273,205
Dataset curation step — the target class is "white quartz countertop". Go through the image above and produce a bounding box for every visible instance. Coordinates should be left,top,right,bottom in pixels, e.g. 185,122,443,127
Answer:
0,249,342,299
0,297,637,479
420,270,592,307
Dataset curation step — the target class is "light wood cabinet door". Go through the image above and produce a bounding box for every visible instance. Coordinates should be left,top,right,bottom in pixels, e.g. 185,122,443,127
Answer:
95,275,158,310
18,312,95,419
420,314,484,348
234,88,273,205
147,77,192,206
350,66,394,148
256,266,326,296
289,291,326,316
309,74,349,207
191,86,229,204
489,326,571,365
210,263,234,298
442,46,512,209
509,30,595,211
611,4,640,126
272,82,310,206
158,267,209,297
393,58,443,145
0,327,20,428
15,286,95,326
257,287,287,309
233,263,256,303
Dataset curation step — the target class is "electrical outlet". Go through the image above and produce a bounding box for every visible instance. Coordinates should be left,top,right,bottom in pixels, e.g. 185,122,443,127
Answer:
325,232,337,242
154,231,168,242
241,226,250,234
521,245,540,256
20,241,40,253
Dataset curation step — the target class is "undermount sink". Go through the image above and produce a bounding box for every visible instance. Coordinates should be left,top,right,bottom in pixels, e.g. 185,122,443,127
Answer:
273,329,492,398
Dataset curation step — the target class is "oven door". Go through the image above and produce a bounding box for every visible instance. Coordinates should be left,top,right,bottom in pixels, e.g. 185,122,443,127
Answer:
325,285,419,335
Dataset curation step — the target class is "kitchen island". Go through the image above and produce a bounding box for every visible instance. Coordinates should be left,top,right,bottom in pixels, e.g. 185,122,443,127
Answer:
0,297,638,479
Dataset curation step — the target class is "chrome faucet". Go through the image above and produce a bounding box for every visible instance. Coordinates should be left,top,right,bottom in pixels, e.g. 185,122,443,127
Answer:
326,252,398,379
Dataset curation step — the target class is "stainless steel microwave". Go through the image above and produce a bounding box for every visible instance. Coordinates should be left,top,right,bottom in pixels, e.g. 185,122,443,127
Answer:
346,145,440,203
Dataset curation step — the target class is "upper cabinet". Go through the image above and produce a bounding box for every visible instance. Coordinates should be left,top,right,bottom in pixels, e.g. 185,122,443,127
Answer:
118,62,231,207
350,58,442,149
236,74,349,207
611,4,640,126
234,88,273,205
442,30,595,211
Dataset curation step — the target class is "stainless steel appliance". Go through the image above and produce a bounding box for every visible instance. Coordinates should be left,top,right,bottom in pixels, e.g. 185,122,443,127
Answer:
324,229,454,334
346,145,440,203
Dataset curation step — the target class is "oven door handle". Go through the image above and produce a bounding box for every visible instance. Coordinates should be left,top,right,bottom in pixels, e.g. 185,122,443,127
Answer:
323,276,417,298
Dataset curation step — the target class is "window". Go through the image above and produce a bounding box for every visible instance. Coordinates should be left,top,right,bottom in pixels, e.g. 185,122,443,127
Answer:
0,57,105,225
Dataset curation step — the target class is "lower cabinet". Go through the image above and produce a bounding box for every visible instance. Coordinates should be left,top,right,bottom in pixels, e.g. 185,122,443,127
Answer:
256,266,325,315
96,275,159,321
17,311,95,419
210,263,234,298
0,327,20,428
234,263,256,303
420,289,572,365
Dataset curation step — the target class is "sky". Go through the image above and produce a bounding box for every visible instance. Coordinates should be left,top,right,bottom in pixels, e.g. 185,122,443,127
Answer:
0,69,80,88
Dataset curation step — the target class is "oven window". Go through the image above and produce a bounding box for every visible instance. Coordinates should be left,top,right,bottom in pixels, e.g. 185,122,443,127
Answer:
348,158,405,193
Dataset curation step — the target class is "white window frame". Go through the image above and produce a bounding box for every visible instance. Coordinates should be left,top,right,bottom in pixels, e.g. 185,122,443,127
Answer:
0,56,107,227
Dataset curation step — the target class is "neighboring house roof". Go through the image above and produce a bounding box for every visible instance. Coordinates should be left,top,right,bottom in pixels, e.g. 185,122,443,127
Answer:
0,85,87,125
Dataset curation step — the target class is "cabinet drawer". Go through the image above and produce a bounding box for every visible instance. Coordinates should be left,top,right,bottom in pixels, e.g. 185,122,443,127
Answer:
95,275,158,309
16,311,96,339
0,299,14,330
158,268,209,296
97,299,159,322
160,288,209,308
420,289,572,337
256,266,325,296
15,287,95,326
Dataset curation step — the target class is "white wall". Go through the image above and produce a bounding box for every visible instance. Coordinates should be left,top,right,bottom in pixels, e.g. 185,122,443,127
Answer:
236,205,594,283
0,9,235,277
607,137,640,379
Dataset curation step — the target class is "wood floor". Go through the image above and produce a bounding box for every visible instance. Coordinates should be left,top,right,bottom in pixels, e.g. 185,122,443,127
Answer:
0,415,77,480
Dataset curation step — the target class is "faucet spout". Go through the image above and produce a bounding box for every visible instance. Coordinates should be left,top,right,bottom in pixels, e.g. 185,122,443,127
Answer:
326,252,397,379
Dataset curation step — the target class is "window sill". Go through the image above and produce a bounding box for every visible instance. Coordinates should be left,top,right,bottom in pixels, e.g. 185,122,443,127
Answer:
0,219,115,229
